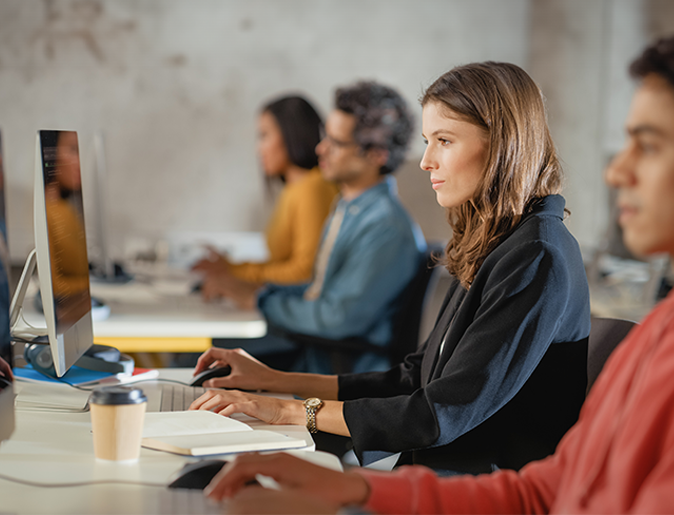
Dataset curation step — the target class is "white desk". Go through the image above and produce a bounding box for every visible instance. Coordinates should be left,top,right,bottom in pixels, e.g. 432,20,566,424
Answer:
0,370,340,514
20,277,267,354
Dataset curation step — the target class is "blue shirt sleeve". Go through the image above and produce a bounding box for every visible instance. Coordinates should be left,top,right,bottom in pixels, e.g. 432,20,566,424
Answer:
257,221,420,341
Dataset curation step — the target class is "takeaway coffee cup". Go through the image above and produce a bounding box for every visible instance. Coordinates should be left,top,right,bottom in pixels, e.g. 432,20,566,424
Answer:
90,386,147,461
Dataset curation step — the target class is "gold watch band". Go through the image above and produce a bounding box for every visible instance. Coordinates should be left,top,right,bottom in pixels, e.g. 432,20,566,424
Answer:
307,407,318,433
303,398,322,434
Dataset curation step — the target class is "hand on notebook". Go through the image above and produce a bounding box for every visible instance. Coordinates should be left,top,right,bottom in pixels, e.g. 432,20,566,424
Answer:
193,348,281,391
205,452,369,509
188,388,296,425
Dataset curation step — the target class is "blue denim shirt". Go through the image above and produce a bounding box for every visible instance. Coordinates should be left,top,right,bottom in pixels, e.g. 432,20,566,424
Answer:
258,177,425,373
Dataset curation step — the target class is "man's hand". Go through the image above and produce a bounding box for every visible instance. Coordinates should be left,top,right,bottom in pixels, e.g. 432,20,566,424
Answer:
193,347,283,391
205,453,370,507
226,487,339,514
201,273,259,310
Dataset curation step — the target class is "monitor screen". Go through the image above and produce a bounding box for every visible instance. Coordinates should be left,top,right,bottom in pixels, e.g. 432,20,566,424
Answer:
0,129,15,443
40,131,91,333
0,129,11,368
34,130,93,376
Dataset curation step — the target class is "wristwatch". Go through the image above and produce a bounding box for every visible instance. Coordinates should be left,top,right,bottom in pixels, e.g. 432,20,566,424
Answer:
303,397,323,434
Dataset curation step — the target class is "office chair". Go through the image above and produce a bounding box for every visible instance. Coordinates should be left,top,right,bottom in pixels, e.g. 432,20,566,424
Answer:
270,243,445,374
587,316,637,394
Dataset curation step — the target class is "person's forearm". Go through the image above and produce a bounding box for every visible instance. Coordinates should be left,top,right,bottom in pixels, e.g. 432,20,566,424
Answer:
264,371,339,400
281,399,349,436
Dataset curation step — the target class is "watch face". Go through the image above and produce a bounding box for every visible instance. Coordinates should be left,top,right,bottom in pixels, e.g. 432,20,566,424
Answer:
305,398,321,408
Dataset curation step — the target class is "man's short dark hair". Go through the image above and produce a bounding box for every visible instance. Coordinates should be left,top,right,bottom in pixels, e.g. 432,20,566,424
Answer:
334,81,413,175
630,35,674,89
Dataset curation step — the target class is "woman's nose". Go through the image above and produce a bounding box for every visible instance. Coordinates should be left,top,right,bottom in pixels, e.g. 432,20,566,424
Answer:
420,147,436,172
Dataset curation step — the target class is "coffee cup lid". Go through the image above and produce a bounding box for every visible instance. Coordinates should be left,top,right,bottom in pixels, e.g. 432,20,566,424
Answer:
90,386,147,406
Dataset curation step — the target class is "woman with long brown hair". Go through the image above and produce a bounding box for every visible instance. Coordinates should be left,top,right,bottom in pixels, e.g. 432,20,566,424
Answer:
189,62,591,475
193,95,338,291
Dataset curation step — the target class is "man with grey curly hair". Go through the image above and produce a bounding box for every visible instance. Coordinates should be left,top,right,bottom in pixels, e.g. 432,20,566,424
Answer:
262,79,424,373
333,81,414,175
203,80,424,376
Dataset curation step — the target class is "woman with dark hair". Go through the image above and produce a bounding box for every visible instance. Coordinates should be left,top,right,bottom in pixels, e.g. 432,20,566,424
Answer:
193,95,338,291
190,62,590,475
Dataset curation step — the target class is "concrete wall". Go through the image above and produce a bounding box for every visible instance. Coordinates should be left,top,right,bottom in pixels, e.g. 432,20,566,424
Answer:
1,0,672,265
528,0,647,253
1,0,531,262
527,0,674,254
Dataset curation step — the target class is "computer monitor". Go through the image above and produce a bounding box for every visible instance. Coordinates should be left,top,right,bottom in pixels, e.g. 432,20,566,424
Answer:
89,130,131,283
0,129,15,442
11,130,93,377
0,257,13,443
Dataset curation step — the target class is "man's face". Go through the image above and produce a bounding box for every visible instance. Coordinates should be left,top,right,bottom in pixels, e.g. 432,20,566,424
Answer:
316,110,372,183
605,74,674,258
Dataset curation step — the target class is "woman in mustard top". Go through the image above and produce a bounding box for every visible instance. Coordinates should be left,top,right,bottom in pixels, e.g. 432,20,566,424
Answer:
194,96,338,292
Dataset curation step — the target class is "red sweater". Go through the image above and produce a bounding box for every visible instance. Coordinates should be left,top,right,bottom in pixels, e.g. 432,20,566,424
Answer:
360,291,674,514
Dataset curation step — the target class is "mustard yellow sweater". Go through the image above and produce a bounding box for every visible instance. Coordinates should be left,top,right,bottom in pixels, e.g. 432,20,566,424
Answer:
229,169,338,285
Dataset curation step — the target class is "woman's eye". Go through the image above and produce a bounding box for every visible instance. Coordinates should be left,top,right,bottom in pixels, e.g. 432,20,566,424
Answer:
422,138,428,145
439,138,450,146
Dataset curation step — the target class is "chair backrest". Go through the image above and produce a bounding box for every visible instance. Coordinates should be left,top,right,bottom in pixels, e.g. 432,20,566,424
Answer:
587,316,637,394
387,243,445,366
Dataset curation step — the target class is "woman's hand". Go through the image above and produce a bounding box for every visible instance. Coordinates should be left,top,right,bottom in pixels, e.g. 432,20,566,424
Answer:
193,347,283,391
0,357,12,382
226,487,339,514
188,389,303,425
205,453,370,507
191,246,229,275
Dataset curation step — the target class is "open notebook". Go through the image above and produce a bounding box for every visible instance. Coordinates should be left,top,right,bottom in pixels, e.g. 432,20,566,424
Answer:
141,411,307,456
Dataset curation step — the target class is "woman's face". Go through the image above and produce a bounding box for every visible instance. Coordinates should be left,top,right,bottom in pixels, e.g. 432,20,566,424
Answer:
56,131,82,191
257,111,291,177
420,102,489,209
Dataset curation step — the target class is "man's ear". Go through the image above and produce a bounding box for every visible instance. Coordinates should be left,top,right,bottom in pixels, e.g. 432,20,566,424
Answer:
365,147,389,169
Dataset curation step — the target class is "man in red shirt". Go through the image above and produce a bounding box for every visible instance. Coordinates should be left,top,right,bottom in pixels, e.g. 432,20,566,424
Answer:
203,35,674,515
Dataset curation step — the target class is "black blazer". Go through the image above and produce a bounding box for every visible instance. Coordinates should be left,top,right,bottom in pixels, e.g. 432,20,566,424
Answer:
339,195,591,473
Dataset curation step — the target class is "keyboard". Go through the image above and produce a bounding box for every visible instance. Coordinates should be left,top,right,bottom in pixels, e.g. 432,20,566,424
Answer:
146,384,207,412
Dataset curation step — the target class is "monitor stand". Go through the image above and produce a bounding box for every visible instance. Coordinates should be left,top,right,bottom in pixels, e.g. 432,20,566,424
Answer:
11,250,131,379
24,342,134,379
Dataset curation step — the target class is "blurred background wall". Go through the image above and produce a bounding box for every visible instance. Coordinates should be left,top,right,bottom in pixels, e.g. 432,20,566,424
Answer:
1,0,673,264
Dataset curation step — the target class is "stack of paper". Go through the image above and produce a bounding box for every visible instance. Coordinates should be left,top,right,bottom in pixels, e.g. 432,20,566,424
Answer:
14,380,91,412
14,365,159,387
141,411,307,456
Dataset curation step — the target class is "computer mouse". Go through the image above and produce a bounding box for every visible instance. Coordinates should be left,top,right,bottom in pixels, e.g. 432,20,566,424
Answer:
189,366,232,387
167,459,227,490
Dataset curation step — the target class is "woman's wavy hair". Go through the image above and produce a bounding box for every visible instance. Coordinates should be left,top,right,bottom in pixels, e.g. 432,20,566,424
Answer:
421,62,564,288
